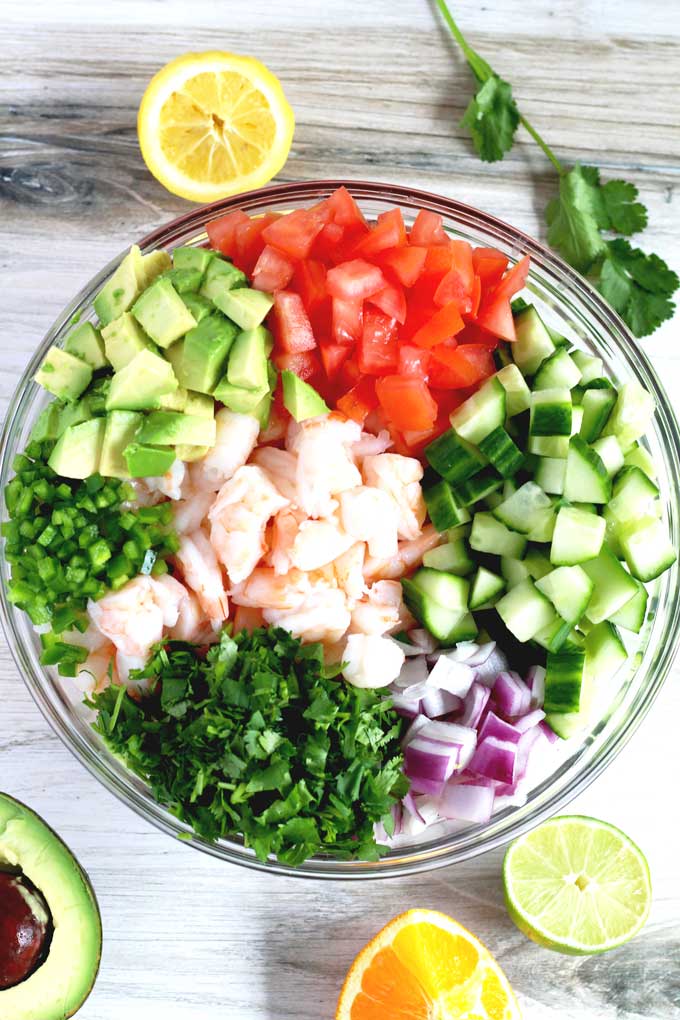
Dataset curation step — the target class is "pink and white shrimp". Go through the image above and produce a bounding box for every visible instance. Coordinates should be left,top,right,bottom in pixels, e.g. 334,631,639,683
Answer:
363,524,444,581
289,518,355,572
338,485,399,559
350,579,405,636
287,414,362,517
263,581,351,645
250,447,299,503
267,506,306,575
174,530,230,622
331,542,367,605
342,633,406,689
190,409,260,491
230,567,311,611
362,453,426,540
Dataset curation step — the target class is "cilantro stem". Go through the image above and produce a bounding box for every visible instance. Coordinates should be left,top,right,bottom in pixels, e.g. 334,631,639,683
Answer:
518,115,564,175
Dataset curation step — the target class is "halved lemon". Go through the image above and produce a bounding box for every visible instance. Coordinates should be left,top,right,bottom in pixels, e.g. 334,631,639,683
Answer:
137,51,295,203
336,909,521,1020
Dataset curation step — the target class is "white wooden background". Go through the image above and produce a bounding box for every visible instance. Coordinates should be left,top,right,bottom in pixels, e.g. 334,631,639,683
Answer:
2,2,680,1017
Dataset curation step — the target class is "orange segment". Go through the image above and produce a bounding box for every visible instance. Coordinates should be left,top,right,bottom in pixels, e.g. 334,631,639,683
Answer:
336,910,521,1020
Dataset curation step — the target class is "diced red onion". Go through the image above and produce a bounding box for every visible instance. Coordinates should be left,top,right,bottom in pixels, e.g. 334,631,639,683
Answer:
400,804,430,837
477,710,522,745
525,665,546,709
539,720,559,744
468,736,518,784
390,692,422,717
493,671,531,718
408,628,438,654
450,641,497,667
420,688,462,719
419,720,477,768
408,773,448,797
439,781,495,823
405,737,460,783
413,794,441,826
458,681,491,729
401,713,430,748
474,647,510,686
393,656,429,689
427,656,475,697
402,790,425,824
389,637,430,658
516,725,545,777
513,709,546,733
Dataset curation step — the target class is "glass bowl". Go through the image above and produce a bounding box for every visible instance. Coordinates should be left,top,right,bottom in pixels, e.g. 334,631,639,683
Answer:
2,180,679,879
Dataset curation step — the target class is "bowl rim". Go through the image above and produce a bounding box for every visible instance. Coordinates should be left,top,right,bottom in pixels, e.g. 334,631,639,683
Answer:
2,177,680,880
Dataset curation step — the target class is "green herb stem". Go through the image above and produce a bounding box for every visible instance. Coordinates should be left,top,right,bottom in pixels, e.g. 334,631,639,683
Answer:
518,115,564,174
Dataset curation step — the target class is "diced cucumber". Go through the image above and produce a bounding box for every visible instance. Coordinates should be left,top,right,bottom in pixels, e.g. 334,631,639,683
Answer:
571,349,603,386
533,614,573,654
512,305,556,375
484,490,505,510
469,567,506,610
551,506,606,566
447,613,479,643
453,469,503,507
425,429,486,483
591,435,624,477
423,479,470,530
582,545,640,623
534,456,566,495
544,649,585,713
470,512,527,558
602,505,624,560
536,566,594,624
493,481,553,536
584,621,627,684
406,568,469,613
502,477,518,498
579,387,617,442
571,405,584,436
528,434,570,458
501,556,532,588
563,435,611,504
608,467,659,525
602,380,655,450
524,549,553,580
447,523,472,542
423,539,474,576
449,376,506,444
530,388,572,437
401,580,465,643
617,515,677,582
478,426,524,478
533,348,582,390
608,580,648,633
495,579,555,642
622,443,656,481
564,629,586,650
495,364,531,416
527,507,557,543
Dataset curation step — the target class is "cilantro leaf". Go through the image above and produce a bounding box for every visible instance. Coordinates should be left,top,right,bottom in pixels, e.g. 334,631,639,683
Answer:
460,75,520,163
600,179,648,235
545,165,607,271
595,238,678,337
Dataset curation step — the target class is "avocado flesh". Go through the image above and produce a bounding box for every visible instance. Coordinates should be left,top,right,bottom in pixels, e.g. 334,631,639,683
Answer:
131,277,196,349
105,349,178,411
124,443,176,477
281,370,330,422
64,322,107,371
0,793,101,1020
48,418,105,479
99,410,142,478
173,245,214,274
213,378,269,414
162,267,204,294
101,312,153,372
200,258,246,308
182,292,213,324
213,287,273,330
136,249,171,289
227,326,270,391
139,411,217,447
34,347,92,402
182,314,237,394
93,246,144,325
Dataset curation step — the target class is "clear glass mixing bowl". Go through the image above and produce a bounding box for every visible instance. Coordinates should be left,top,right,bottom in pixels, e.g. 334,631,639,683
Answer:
1,180,679,879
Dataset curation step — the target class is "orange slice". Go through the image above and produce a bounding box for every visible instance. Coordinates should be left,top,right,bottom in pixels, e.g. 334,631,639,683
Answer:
336,909,521,1020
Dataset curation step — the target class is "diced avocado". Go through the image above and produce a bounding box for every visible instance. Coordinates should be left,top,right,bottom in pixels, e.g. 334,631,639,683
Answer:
105,348,178,411
48,418,105,479
185,391,214,417
281,370,330,422
176,443,211,462
200,258,247,308
64,322,108,370
94,245,144,325
227,326,270,391
162,267,204,294
182,292,213,323
30,403,63,442
139,411,217,447
124,443,176,478
213,378,269,413
53,398,92,437
157,387,188,412
131,277,196,349
173,245,215,274
164,339,188,385
99,410,143,478
252,388,273,430
34,347,92,401
136,249,172,289
82,377,110,416
182,314,238,394
214,287,274,330
101,312,152,371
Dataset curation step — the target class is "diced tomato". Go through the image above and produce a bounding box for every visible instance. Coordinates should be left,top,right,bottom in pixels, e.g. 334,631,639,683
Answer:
456,321,500,349
312,221,344,262
472,247,509,288
398,345,431,378
206,209,249,257
332,296,363,345
376,375,438,431
327,186,367,228
232,212,279,274
336,375,378,425
409,209,449,246
357,309,399,375
273,349,322,383
475,297,516,343
368,280,407,324
430,387,473,418
326,259,386,301
379,245,428,287
232,606,265,634
411,301,465,349
293,259,328,315
329,222,371,264
262,207,327,260
319,340,351,381
469,275,482,318
429,344,495,388
252,245,295,292
492,255,530,303
337,357,361,392
353,208,406,257
271,291,317,353
421,245,454,281
433,240,475,311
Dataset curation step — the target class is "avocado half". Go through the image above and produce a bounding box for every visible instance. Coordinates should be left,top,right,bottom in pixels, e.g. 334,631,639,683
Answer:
0,793,102,1019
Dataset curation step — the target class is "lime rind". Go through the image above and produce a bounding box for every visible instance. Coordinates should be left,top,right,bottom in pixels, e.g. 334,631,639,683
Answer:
503,815,651,955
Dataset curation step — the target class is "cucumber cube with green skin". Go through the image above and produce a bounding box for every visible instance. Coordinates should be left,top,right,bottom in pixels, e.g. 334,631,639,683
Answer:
530,388,572,436
528,434,570,458
99,410,143,478
550,506,606,566
470,512,527,558
105,348,178,411
200,258,247,306
591,435,624,477
602,380,655,450
425,429,487,482
401,578,466,643
34,347,92,401
584,620,627,684
536,566,594,624
64,321,107,370
139,411,217,447
406,567,469,613
469,566,505,610
132,277,197,349
94,246,144,325
501,556,532,588
422,539,474,575
533,348,582,391
181,314,238,394
512,305,556,375
563,435,612,503
617,515,677,582
523,549,553,580
173,245,215,274
608,580,648,633
578,387,617,442
494,363,531,416
478,426,524,478
493,481,553,536
124,443,176,478
101,312,153,371
582,545,640,623
453,469,502,507
182,292,214,324
622,443,656,481
48,418,105,479
447,612,479,642
570,349,604,386
495,578,555,642
608,466,659,525
227,326,270,391
281,370,329,421
544,649,585,714
449,376,506,444
533,613,573,654
215,287,274,330
534,456,566,495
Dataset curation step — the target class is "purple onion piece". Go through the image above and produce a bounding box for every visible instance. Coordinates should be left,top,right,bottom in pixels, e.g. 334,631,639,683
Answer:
493,671,532,718
513,709,546,733
401,713,430,748
478,710,522,746
458,682,491,729
420,688,462,719
474,647,510,686
467,736,518,785
439,781,495,823
525,665,546,709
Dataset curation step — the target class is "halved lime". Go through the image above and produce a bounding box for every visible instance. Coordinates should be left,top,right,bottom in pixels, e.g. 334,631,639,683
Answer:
503,815,651,955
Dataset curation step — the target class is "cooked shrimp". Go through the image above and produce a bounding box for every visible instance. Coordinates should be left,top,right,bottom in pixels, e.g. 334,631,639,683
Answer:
338,486,399,559
332,542,367,604
190,409,259,491
363,524,444,580
88,576,165,661
250,447,299,502
287,414,362,517
351,429,392,460
73,641,117,694
208,465,288,583
267,506,305,575
230,567,310,611
362,453,426,540
342,633,405,689
173,489,214,535
61,623,110,654
145,460,187,501
264,582,351,645
289,519,355,572
174,530,230,622
350,579,404,636
149,573,187,627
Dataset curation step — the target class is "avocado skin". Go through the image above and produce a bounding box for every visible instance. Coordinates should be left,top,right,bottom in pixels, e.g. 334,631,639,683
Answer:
0,793,102,1020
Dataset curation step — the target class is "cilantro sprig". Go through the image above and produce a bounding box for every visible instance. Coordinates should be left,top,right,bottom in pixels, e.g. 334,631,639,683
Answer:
87,627,407,866
435,0,678,338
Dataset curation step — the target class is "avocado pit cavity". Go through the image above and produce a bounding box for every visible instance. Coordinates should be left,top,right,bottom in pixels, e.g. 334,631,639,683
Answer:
0,871,52,990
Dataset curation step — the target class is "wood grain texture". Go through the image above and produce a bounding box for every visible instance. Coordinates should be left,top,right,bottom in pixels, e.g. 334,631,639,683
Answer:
1,2,679,1018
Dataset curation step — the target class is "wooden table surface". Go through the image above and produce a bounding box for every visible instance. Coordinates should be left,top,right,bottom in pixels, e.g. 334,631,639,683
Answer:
2,2,679,1017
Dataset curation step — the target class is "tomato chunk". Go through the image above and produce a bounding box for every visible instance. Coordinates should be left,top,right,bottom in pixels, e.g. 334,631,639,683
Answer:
430,344,495,388
273,349,322,382
368,280,407,324
332,296,363,345
472,247,509,288
206,210,249,257
492,255,530,302
312,221,344,262
262,207,327,259
327,186,367,228
357,309,399,375
326,259,386,301
293,259,328,315
410,209,449,246
353,208,406,257
379,245,428,287
398,345,431,378
376,375,438,431
337,375,378,424
271,291,317,353
252,245,295,292
319,341,351,380
411,301,465,348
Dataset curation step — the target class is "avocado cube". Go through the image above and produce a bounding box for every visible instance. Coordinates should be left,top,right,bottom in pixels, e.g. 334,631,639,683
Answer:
162,267,205,294
182,314,238,394
94,246,144,325
281,370,330,422
64,321,107,371
139,411,217,447
213,378,269,414
83,377,111,416
48,418,105,479
185,391,214,418
101,312,153,371
176,443,211,462
214,288,274,331
182,292,213,324
173,246,215,274
136,249,172,289
157,387,188,412
99,410,143,478
253,388,273,430
124,443,176,478
30,403,63,443
200,258,247,309
227,326,270,391
131,278,196,349
34,347,92,402
54,398,92,437
106,349,178,411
